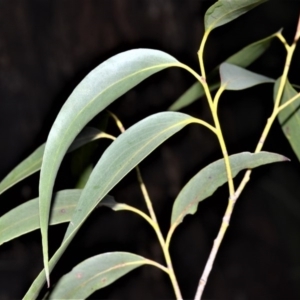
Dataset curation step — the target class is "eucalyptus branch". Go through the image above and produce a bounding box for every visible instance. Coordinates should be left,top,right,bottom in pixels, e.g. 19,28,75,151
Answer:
195,16,300,300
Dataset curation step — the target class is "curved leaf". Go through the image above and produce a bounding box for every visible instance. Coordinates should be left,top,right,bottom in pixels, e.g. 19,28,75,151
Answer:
0,190,81,245
171,152,288,231
23,111,198,299
0,127,103,195
205,0,267,31
220,63,274,90
49,252,151,299
39,49,181,280
275,78,300,161
169,32,276,111
64,112,197,239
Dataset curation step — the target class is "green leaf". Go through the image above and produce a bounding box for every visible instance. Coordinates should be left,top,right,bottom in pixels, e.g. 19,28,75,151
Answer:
23,111,198,299
38,49,181,282
169,32,276,111
171,152,288,232
49,252,151,299
0,127,104,195
276,78,300,161
0,190,82,245
205,0,267,31
64,112,197,239
220,62,274,90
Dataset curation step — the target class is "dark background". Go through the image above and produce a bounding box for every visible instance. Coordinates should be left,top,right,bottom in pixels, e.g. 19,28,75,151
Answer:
1,0,300,299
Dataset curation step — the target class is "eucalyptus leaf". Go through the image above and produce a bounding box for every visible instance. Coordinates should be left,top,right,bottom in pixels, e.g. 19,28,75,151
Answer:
38,49,182,280
171,152,288,232
23,111,199,299
0,190,81,245
49,252,151,299
220,63,274,90
275,78,300,161
0,127,103,195
205,0,267,31
169,32,276,111
64,112,197,239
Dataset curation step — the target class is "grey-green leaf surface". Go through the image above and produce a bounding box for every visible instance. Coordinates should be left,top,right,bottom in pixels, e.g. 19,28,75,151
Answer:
49,252,151,299
0,127,103,195
38,49,182,281
0,190,81,245
64,112,197,239
220,63,274,90
205,0,267,31
169,32,276,111
171,152,288,231
23,112,198,299
275,78,300,161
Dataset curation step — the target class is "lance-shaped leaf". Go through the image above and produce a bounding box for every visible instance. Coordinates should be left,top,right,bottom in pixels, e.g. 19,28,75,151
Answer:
170,152,288,234
220,63,274,90
38,49,182,281
64,112,199,239
275,78,300,161
169,32,277,111
0,127,104,195
0,190,82,245
205,0,267,32
23,112,201,299
49,252,154,299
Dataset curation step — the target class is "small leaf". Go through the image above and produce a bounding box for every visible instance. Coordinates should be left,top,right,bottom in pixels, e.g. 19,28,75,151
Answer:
0,190,81,245
220,63,274,90
169,32,276,110
49,252,151,299
0,127,103,195
276,78,300,161
205,0,267,31
38,49,181,280
171,152,288,231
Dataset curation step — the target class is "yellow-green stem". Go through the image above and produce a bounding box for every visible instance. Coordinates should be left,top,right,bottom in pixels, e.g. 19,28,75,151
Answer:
195,16,300,300
109,112,182,299
198,30,210,79
136,167,182,300
195,19,300,300
179,63,235,198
